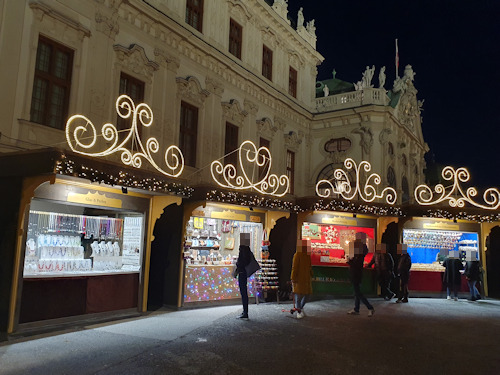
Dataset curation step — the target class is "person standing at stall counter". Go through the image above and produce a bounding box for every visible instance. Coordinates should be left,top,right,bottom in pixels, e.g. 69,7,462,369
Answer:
442,250,463,301
234,233,260,320
290,239,313,319
347,233,375,317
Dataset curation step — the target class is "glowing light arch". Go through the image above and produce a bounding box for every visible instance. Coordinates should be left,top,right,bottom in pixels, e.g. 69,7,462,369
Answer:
315,158,397,204
210,140,289,197
65,95,184,177
414,166,500,210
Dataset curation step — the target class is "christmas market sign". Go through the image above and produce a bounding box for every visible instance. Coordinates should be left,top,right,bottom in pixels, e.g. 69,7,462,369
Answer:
65,95,184,178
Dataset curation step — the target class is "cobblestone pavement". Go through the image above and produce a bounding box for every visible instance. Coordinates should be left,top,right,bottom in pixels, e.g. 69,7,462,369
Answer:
1,297,500,375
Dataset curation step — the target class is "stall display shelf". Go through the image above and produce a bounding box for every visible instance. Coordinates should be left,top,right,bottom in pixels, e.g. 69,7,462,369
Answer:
254,259,279,303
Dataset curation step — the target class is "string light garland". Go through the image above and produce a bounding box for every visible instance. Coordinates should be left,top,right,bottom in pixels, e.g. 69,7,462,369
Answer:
55,155,193,196
206,190,302,213
423,209,500,224
312,199,406,217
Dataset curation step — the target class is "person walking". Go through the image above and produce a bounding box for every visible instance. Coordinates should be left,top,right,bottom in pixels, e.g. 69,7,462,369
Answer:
367,243,395,300
234,233,260,320
442,250,463,301
290,239,313,319
347,233,375,317
464,250,481,301
395,244,412,303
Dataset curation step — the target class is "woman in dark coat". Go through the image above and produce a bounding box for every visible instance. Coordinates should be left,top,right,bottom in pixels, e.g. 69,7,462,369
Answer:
442,251,463,301
464,250,481,301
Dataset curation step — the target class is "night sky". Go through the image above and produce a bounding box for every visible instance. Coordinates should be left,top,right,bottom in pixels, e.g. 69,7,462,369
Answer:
286,0,500,189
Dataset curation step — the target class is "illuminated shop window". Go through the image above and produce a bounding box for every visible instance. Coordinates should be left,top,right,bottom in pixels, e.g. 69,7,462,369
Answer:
30,35,73,130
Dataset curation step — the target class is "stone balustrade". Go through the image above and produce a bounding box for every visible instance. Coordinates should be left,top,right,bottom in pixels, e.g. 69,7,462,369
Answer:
315,88,389,112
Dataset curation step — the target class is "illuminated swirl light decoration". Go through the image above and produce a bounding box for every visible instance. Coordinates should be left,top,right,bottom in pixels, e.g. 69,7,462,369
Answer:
315,158,397,204
210,140,289,197
65,95,184,177
414,166,500,210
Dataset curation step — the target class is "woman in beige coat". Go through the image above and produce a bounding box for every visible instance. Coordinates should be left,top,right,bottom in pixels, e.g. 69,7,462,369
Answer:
290,239,313,319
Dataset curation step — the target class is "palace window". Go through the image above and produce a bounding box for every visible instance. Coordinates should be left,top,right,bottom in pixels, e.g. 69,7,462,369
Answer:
286,150,295,194
262,45,273,81
387,166,397,189
289,67,297,98
388,142,394,156
30,35,74,130
118,73,145,132
259,137,270,181
229,19,242,59
224,122,239,168
186,0,204,32
180,101,199,168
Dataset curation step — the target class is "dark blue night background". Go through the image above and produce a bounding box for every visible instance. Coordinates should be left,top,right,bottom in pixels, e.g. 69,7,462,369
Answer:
286,0,500,189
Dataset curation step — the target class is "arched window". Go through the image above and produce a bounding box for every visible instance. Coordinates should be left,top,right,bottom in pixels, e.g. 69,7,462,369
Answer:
402,176,410,204
387,166,397,189
316,163,355,196
388,142,394,156
324,138,352,153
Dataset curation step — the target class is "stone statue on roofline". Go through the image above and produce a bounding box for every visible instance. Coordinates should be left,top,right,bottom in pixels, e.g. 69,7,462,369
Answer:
379,66,386,89
297,7,304,29
393,64,416,93
273,0,290,23
323,85,329,97
306,19,316,35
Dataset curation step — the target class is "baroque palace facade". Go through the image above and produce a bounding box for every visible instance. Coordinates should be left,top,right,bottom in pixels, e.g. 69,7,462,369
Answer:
0,0,428,200
1,0,455,338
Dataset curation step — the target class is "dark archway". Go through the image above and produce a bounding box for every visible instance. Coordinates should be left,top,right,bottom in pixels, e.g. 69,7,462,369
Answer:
486,226,500,298
268,213,297,300
148,203,184,310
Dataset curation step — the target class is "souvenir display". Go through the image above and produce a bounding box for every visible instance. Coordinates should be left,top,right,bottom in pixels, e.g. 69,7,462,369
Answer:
254,259,279,301
402,229,480,271
183,215,263,303
23,210,143,276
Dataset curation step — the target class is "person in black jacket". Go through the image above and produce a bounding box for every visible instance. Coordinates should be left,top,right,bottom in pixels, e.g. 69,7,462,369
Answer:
464,250,481,301
234,233,256,320
367,243,395,300
442,250,463,301
346,233,374,317
395,244,412,303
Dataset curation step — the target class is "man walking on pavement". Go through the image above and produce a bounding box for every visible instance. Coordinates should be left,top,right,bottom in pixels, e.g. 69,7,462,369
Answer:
346,232,375,317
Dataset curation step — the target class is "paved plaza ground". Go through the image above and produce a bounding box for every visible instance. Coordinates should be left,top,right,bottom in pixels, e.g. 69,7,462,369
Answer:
1,297,499,375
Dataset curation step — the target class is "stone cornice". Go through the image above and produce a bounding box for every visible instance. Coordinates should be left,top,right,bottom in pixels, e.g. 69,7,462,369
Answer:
30,1,91,40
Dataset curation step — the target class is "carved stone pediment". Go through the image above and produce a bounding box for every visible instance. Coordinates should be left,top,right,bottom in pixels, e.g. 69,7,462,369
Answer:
228,0,252,23
114,44,159,84
284,131,303,151
30,2,91,42
244,99,258,115
176,76,210,105
222,100,248,125
256,118,278,139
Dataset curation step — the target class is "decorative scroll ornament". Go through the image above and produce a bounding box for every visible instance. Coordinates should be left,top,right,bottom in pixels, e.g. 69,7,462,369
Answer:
210,140,289,197
316,158,397,204
66,95,184,177
414,166,500,210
